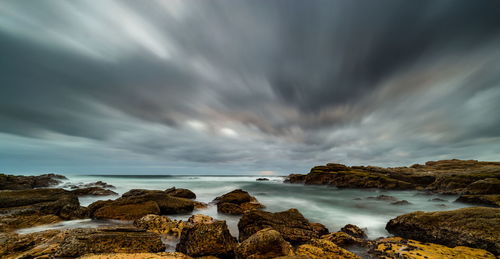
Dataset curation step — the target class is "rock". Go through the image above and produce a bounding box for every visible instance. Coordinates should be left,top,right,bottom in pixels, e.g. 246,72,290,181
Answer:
176,220,237,258
188,214,215,225
214,189,264,215
456,194,500,207
256,178,269,181
340,224,367,239
71,187,118,196
463,178,500,195
89,190,196,219
429,197,447,202
366,195,398,201
0,173,66,190
165,187,196,199
235,228,295,259
391,200,412,205
0,227,166,258
284,174,307,183
370,237,496,259
0,188,87,230
134,214,185,236
238,208,328,245
386,207,500,255
320,232,366,248
295,238,360,259
93,200,161,220
80,252,193,259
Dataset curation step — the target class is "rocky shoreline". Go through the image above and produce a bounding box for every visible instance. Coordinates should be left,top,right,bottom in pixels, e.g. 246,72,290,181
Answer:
0,159,499,258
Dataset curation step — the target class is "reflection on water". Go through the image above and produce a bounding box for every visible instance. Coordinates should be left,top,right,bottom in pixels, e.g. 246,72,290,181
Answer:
19,175,471,239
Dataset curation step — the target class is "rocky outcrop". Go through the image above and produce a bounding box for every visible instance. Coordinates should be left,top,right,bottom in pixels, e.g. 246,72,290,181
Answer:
285,159,500,193
340,224,367,239
134,214,185,237
63,181,116,190
71,187,118,196
165,187,196,199
456,194,500,207
234,228,294,259
320,232,366,248
386,207,500,255
214,189,264,215
89,190,196,220
0,188,88,231
0,227,166,258
176,220,238,258
370,237,496,259
0,173,66,190
295,238,360,259
187,214,215,225
238,208,328,245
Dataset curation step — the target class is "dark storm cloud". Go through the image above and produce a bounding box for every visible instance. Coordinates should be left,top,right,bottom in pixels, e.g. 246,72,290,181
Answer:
0,0,500,174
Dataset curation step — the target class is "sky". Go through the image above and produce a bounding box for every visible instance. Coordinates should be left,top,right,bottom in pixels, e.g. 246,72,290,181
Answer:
1,0,500,175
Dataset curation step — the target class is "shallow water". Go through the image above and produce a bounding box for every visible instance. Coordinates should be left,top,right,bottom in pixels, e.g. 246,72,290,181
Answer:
19,175,471,239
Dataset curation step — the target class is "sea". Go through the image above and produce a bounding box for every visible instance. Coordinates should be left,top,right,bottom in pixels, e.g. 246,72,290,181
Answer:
17,174,472,241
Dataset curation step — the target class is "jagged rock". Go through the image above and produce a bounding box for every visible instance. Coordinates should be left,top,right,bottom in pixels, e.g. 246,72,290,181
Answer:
0,173,66,190
238,208,328,245
456,194,500,207
176,220,237,258
80,252,193,259
295,238,360,259
188,214,215,225
340,224,367,239
165,187,196,199
370,237,495,259
214,189,264,215
321,232,366,248
0,227,166,258
134,214,185,236
386,207,500,255
235,228,294,259
89,190,196,219
71,187,118,196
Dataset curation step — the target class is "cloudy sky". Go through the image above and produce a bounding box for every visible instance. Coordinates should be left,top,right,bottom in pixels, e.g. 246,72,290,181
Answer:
1,1,500,175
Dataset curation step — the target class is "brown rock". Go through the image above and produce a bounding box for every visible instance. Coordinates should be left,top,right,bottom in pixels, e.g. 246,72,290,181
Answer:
214,189,252,205
71,187,118,196
134,214,185,236
94,201,161,220
217,202,244,215
321,232,366,248
235,228,295,259
0,214,62,232
0,173,66,190
386,207,500,255
340,224,367,239
456,194,500,207
188,214,215,225
238,208,328,245
80,252,193,259
284,174,307,183
165,187,196,199
295,238,360,259
214,189,264,215
176,220,237,258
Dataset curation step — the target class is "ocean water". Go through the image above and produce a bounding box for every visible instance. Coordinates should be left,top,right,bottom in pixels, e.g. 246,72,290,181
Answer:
18,175,472,240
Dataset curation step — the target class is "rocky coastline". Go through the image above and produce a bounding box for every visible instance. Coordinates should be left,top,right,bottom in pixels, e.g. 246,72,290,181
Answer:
0,159,499,258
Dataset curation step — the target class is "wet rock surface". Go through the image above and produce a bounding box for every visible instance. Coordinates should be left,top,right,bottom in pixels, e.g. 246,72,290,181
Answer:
234,228,294,259
0,173,66,190
214,189,264,215
386,207,500,255
238,208,328,245
134,214,185,237
295,238,360,259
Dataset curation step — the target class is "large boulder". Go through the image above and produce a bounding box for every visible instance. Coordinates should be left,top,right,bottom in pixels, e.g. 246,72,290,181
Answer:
370,237,495,259
386,207,500,255
295,238,360,259
340,224,367,239
89,190,196,220
165,187,196,199
463,178,500,195
134,214,185,237
0,173,66,190
234,228,295,259
238,208,328,245
0,227,166,258
214,189,264,215
176,220,237,258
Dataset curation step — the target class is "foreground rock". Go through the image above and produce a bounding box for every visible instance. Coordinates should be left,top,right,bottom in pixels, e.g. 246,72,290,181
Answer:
321,232,366,248
0,173,66,190
340,224,367,239
235,228,295,259
285,159,500,193
214,189,264,215
176,220,237,258
238,208,328,245
0,188,88,232
165,187,196,199
386,207,500,255
0,226,166,258
295,238,360,259
134,214,185,237
370,237,496,259
89,190,196,220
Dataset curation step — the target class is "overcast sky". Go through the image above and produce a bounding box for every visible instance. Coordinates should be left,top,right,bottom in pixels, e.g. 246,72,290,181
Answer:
1,0,500,175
